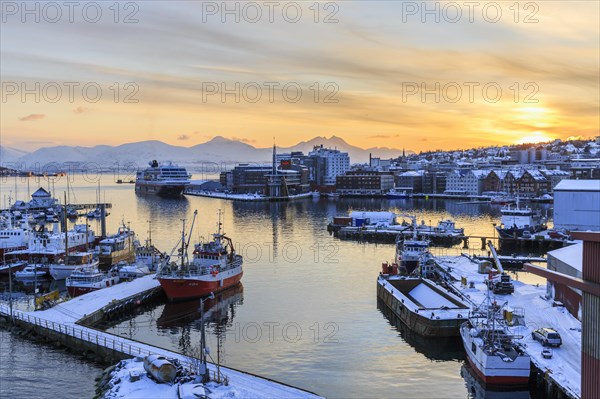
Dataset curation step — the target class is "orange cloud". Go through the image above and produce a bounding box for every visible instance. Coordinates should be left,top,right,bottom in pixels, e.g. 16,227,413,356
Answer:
19,114,45,121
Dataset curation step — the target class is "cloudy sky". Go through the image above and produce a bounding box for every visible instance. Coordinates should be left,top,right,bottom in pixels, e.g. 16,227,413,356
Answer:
1,1,598,152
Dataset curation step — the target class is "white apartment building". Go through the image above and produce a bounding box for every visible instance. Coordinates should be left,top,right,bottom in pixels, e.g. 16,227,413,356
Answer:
308,145,350,186
445,170,488,195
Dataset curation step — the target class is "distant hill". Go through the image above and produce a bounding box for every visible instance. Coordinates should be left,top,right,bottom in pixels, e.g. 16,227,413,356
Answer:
6,136,407,169
0,146,29,163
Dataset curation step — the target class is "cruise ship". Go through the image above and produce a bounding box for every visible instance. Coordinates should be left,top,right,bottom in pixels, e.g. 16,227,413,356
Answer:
135,160,191,197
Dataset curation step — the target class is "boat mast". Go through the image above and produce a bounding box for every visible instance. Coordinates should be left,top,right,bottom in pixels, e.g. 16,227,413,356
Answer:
63,191,69,262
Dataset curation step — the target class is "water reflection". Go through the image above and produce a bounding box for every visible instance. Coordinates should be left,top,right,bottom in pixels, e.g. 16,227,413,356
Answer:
156,284,244,356
462,364,531,399
377,298,465,362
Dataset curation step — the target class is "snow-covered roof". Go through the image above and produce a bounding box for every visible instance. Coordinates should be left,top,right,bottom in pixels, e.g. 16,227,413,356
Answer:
540,169,570,176
554,180,600,192
547,242,583,273
399,171,423,177
31,187,51,197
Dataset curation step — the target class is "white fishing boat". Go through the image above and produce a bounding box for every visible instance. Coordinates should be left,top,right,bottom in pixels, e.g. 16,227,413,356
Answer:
460,297,530,386
66,265,120,297
495,199,547,239
15,264,48,280
49,251,98,280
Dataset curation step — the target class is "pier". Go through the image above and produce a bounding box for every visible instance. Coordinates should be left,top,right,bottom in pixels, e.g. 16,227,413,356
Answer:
184,190,313,202
0,276,321,399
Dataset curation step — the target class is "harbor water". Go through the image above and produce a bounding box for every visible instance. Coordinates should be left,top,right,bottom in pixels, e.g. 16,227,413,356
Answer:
0,174,554,398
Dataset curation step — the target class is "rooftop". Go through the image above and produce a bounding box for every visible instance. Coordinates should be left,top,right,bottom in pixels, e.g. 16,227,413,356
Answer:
554,179,600,191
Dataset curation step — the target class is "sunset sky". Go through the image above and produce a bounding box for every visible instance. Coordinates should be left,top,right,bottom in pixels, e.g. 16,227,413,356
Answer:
1,1,599,152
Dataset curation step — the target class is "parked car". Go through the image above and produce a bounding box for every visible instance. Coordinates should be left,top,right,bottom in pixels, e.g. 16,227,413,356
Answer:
532,328,562,347
521,230,532,239
548,230,569,239
542,348,553,359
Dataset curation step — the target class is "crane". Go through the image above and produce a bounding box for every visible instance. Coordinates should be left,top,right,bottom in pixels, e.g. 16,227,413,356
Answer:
486,241,514,295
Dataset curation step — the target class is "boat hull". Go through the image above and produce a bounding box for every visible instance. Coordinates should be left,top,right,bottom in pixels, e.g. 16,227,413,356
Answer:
135,183,186,197
460,324,530,387
49,265,76,280
159,271,243,302
377,278,469,337
67,276,119,297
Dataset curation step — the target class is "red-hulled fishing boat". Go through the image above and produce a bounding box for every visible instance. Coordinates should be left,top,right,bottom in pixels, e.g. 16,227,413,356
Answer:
157,210,243,302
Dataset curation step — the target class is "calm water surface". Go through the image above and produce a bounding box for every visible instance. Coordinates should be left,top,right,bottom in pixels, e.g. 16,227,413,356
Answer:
1,175,552,398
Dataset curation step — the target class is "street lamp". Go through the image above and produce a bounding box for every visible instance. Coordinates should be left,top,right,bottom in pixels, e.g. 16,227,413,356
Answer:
199,292,215,383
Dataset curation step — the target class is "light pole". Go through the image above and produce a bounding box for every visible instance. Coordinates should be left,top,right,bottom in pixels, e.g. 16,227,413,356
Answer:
199,292,215,383
492,223,497,255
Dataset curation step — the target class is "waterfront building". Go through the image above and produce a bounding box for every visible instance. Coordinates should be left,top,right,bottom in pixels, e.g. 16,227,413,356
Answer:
553,179,600,231
335,171,394,195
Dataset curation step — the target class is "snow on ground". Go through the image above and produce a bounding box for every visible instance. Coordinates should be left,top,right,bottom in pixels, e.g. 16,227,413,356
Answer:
0,276,322,399
103,357,319,399
437,256,582,398
35,274,160,324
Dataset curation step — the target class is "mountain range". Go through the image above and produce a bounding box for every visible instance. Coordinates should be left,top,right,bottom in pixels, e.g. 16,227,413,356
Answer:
0,136,408,169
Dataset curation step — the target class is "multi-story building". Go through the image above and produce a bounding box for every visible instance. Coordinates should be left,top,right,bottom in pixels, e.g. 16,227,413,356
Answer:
517,170,550,196
422,171,448,194
444,170,487,195
307,145,350,186
336,171,394,195
540,169,570,189
396,171,424,193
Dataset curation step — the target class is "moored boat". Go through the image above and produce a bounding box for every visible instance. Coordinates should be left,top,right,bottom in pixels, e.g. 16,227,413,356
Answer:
49,251,98,280
460,298,530,386
66,265,120,297
495,200,547,239
135,160,191,197
157,210,243,302
0,260,27,275
98,224,136,269
377,274,470,337
386,188,411,199
15,264,48,280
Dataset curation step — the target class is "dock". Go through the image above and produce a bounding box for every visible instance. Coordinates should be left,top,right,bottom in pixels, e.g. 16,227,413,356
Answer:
435,255,582,399
184,190,313,202
0,276,322,399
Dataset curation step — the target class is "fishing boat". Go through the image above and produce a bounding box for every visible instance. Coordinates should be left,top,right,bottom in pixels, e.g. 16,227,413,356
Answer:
395,234,434,277
0,260,28,275
117,261,152,281
135,160,191,197
490,195,516,205
495,200,547,239
49,251,98,280
13,223,95,262
386,188,411,199
98,224,136,269
0,220,31,256
460,297,530,386
157,210,243,302
14,264,48,280
530,193,553,203
66,265,120,297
